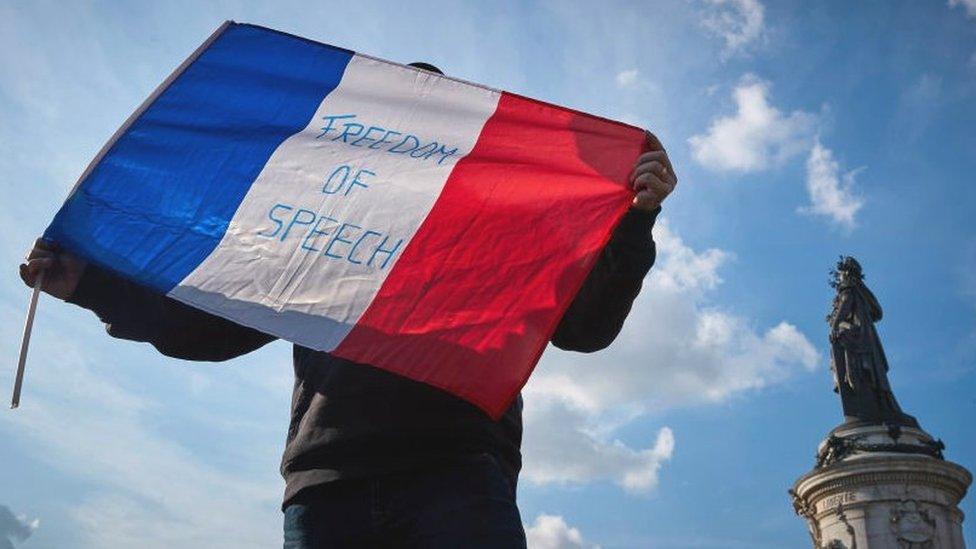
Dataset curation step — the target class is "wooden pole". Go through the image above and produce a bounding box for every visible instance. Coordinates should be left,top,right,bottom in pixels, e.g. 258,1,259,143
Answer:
11,270,44,409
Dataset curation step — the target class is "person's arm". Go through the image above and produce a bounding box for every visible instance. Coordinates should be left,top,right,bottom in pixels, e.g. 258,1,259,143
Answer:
551,206,659,352
67,264,275,361
19,239,274,361
551,131,675,353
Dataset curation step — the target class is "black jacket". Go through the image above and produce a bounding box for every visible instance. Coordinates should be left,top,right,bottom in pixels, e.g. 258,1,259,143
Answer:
68,207,659,507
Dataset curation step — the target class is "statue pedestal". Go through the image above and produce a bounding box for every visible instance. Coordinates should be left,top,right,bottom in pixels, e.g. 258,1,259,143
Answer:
792,424,971,548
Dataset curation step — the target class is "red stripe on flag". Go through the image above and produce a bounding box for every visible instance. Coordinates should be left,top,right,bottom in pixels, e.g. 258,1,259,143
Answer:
332,92,648,418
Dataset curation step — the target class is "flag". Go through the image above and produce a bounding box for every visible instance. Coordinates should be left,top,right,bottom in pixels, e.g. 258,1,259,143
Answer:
45,22,648,418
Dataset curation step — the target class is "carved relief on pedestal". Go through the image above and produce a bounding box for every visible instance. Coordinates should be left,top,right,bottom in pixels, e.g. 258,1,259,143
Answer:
821,503,858,549
890,500,937,549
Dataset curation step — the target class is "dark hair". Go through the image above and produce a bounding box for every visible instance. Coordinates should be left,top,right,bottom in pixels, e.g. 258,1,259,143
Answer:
408,62,444,75
830,255,864,289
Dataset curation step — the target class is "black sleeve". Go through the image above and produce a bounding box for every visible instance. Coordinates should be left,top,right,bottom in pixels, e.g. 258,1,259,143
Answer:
550,206,660,353
67,264,276,361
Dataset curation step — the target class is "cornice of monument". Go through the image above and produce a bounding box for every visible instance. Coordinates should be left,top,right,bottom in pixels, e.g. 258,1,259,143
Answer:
793,454,973,507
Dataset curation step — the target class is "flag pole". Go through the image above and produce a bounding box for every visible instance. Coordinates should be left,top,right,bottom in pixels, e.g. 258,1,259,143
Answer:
11,270,44,409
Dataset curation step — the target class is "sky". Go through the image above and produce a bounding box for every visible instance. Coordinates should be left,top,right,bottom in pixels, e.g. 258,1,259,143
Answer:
0,0,974,547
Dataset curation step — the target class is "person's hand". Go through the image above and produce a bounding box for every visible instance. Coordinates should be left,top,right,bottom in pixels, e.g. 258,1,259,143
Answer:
629,132,677,211
18,239,87,300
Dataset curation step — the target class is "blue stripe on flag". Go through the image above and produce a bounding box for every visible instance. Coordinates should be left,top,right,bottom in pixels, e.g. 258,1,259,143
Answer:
45,23,353,293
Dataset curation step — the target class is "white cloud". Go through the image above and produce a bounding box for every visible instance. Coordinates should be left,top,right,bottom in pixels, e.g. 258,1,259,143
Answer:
0,311,287,548
521,396,675,493
0,505,38,549
700,0,765,58
615,69,640,88
525,514,600,549
611,67,669,132
800,141,864,229
949,0,976,17
688,76,818,173
522,220,818,493
891,73,943,142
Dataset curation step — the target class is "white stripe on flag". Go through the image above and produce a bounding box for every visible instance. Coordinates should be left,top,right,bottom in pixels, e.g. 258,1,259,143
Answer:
170,54,501,350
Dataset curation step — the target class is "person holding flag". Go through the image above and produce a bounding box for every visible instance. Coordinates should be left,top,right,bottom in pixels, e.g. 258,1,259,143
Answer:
19,60,677,548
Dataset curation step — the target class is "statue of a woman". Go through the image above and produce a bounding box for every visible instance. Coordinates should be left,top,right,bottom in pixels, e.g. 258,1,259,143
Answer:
827,257,916,426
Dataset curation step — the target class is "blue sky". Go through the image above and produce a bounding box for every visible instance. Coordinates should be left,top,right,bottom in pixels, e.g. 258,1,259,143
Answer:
1,0,974,547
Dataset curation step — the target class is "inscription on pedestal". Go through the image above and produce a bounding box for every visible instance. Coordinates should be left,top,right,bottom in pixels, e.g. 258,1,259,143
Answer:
819,492,858,512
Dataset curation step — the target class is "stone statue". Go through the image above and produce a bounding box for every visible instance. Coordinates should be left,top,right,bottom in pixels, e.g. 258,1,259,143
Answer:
790,258,971,548
827,256,916,427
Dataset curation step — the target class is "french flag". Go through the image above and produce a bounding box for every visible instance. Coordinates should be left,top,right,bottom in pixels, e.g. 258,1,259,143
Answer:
45,22,648,418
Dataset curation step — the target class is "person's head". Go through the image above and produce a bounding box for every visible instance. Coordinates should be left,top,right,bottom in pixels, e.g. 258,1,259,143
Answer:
408,62,444,75
830,255,863,288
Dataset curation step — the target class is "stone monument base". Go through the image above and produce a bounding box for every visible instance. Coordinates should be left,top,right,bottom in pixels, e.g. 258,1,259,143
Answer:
792,424,971,548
